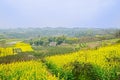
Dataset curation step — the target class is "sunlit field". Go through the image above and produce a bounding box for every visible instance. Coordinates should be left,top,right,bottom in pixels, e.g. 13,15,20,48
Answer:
0,0,120,79
0,39,120,80
0,30,120,80
45,44,120,80
0,60,58,80
0,42,33,57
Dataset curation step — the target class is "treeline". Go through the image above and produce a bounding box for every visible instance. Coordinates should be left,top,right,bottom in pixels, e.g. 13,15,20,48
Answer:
0,28,118,39
25,34,116,46
27,36,78,46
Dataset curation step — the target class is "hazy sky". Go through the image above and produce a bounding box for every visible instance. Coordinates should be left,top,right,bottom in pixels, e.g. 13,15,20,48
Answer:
0,0,120,28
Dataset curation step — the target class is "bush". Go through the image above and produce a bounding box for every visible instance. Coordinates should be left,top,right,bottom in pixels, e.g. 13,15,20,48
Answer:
116,39,120,43
71,61,101,80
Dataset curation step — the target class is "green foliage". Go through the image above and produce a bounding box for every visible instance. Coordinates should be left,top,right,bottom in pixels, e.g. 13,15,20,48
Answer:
48,37,56,42
34,40,44,46
65,37,79,44
71,61,101,80
56,36,66,44
116,39,120,43
45,61,101,80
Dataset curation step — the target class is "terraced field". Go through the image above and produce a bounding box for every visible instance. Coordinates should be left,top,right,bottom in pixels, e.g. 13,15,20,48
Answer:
0,42,33,57
0,41,120,80
45,44,120,80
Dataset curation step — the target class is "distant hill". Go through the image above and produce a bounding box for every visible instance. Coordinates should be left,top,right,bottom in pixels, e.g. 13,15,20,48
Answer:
0,27,117,39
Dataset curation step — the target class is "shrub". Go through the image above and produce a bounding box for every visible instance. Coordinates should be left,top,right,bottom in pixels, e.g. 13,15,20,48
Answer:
116,39,120,43
71,61,101,80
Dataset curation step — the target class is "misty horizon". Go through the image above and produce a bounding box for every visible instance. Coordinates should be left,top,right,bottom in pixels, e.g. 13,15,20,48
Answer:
0,0,120,29
0,26,120,29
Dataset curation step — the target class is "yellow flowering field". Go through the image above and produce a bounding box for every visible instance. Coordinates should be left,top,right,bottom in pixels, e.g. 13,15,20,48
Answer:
14,42,33,52
0,42,33,57
45,44,120,80
0,48,13,57
0,60,58,80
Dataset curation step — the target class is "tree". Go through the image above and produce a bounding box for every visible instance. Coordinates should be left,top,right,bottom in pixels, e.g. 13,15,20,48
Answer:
48,37,56,42
56,35,66,45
